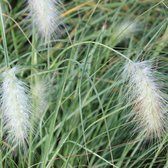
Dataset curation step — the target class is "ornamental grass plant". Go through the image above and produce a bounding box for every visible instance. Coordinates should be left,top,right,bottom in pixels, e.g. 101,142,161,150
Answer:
0,0,168,167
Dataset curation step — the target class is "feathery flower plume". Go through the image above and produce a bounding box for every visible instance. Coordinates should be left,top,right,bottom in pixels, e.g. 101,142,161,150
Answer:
117,21,137,37
112,21,139,44
123,61,166,139
28,0,61,39
31,79,49,119
1,67,30,147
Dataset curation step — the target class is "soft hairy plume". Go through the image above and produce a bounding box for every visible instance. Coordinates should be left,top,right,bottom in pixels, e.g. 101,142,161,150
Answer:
123,61,166,139
32,79,49,119
118,21,137,37
1,67,30,147
112,21,138,44
28,0,61,39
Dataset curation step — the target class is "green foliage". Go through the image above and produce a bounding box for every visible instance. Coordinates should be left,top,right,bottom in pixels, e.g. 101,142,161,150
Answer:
0,0,168,167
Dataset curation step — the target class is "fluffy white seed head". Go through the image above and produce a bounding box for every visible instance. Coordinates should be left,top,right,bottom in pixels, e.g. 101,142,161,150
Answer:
118,21,137,36
28,0,61,40
31,79,48,119
112,21,138,43
123,61,166,139
1,67,30,147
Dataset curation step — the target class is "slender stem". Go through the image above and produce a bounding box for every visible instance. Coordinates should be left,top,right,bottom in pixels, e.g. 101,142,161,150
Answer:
0,3,9,67
47,42,50,69
0,115,3,168
0,3,8,167
28,22,38,167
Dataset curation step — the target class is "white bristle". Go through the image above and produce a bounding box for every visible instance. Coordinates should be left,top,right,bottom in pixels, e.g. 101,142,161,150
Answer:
1,67,30,147
119,21,137,36
124,61,166,139
28,0,61,39
113,21,138,40
32,79,48,119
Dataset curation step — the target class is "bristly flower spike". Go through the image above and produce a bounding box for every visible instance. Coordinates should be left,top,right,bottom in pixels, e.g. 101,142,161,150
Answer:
28,0,62,40
31,79,49,120
123,61,167,139
1,67,30,148
112,21,138,42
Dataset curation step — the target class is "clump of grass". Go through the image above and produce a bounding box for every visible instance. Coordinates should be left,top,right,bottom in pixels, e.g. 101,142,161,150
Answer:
0,0,168,167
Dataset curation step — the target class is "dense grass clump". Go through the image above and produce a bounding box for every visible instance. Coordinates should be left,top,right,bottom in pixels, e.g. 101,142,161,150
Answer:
0,0,168,167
